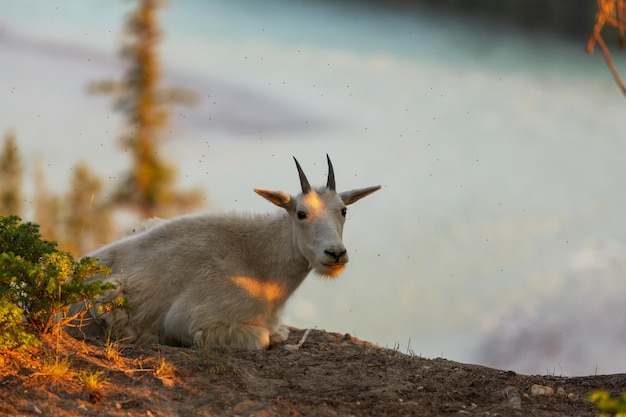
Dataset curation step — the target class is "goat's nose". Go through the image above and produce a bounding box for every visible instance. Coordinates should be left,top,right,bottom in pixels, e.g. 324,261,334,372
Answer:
324,247,347,262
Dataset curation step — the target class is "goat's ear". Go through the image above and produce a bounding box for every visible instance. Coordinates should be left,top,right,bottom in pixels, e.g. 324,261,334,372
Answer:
339,185,381,206
254,188,293,209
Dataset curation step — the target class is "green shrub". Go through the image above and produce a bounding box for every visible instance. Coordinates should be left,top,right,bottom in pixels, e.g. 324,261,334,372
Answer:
0,215,57,262
0,300,39,349
589,391,626,417
0,215,113,346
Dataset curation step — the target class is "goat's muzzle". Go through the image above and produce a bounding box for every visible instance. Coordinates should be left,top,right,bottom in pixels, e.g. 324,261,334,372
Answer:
324,248,347,263
317,245,349,277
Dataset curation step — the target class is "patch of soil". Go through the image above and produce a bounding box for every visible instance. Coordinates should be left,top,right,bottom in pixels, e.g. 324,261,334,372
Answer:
0,328,623,416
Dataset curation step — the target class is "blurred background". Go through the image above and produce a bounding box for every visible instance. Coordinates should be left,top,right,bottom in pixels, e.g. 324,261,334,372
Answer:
1,0,625,376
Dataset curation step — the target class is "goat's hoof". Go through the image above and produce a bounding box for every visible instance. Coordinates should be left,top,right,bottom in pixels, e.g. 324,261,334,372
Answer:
269,326,289,344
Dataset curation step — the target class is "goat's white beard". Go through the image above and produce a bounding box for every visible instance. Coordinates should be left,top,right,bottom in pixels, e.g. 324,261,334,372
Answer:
314,263,345,279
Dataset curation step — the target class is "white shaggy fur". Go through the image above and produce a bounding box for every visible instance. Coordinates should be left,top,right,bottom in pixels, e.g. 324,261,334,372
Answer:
74,156,380,350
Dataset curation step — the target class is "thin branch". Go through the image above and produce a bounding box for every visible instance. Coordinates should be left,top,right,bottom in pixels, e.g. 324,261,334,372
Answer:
587,0,626,97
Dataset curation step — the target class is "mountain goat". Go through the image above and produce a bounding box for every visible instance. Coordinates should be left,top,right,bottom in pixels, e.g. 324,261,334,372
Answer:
75,155,380,350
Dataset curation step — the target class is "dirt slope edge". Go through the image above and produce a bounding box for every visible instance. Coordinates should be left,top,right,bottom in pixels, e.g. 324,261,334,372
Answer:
0,328,623,416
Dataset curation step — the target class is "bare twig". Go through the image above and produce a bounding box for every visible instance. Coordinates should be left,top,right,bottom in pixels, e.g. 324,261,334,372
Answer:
587,0,626,97
283,328,314,351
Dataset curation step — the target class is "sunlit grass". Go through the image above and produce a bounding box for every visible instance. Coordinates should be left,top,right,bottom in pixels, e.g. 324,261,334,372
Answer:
78,370,107,390
34,355,72,378
155,354,176,378
147,350,178,387
104,328,125,362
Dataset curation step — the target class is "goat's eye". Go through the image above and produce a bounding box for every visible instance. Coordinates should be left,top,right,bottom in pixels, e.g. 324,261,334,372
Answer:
341,207,347,217
297,210,307,220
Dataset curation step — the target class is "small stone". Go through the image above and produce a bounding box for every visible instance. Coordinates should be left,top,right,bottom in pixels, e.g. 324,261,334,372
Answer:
115,403,122,409
232,400,256,413
503,386,522,409
530,384,554,397
555,387,567,397
568,392,579,402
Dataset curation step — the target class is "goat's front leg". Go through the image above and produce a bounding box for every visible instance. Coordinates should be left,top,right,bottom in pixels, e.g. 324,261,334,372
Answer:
193,322,271,350
269,324,289,344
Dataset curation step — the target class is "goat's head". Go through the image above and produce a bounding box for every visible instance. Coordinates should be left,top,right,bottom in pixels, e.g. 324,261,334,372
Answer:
254,155,380,277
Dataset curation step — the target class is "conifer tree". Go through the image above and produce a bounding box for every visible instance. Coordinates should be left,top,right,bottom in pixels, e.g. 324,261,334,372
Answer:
0,130,24,216
89,0,201,218
64,162,114,255
33,157,62,245
33,159,114,256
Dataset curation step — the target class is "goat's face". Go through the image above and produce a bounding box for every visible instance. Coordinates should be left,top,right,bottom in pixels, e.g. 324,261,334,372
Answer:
255,155,380,278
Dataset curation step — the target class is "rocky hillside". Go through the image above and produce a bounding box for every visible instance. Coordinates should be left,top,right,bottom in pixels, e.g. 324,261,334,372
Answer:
0,328,623,416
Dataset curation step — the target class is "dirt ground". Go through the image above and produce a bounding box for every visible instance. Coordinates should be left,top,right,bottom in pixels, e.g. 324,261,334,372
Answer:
0,328,622,416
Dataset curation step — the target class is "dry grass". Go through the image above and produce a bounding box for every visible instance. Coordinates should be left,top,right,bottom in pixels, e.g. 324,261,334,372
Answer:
104,328,124,362
78,370,107,390
33,355,73,378
154,355,176,377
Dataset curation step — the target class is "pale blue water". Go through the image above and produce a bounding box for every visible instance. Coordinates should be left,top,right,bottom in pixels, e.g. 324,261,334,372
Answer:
1,0,626,375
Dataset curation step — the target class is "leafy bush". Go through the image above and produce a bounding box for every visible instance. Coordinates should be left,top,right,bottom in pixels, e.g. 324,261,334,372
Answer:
589,391,626,417
0,215,57,262
0,300,39,349
0,215,113,346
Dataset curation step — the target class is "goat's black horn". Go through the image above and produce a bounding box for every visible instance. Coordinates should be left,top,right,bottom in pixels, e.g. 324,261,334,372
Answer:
293,157,311,194
326,154,336,191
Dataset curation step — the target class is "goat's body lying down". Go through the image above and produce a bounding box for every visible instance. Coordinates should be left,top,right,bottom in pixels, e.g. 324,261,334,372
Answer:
74,156,380,349
88,212,309,349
